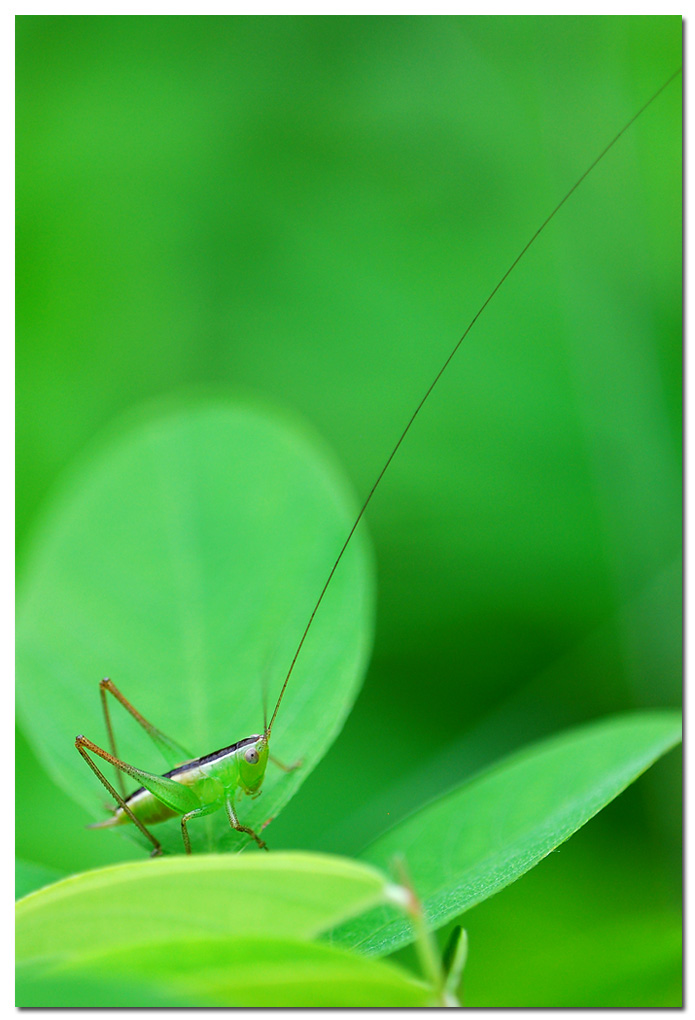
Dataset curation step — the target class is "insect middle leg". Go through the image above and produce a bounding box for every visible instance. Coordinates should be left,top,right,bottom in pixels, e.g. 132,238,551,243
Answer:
180,802,223,855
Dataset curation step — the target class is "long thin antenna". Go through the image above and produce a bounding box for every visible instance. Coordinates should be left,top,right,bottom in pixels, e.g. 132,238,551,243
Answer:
265,67,681,738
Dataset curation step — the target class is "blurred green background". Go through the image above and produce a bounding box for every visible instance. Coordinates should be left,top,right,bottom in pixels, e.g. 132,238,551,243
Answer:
16,16,681,1006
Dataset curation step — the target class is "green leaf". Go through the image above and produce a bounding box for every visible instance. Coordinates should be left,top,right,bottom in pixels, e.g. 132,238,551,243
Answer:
15,860,65,900
15,723,136,874
445,812,681,1007
466,904,681,1007
19,938,432,1008
16,852,391,964
16,851,433,1007
16,397,374,854
16,965,189,1008
331,711,681,955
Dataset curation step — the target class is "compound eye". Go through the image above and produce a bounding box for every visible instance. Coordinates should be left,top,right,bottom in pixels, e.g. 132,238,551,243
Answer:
245,746,260,765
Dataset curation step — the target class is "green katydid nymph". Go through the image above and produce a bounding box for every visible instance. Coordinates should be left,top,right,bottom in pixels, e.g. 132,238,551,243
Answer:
76,673,296,856
75,67,680,858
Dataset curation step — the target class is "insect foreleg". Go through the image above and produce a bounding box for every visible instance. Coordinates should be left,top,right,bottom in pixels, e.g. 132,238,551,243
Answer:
75,735,163,856
225,797,268,851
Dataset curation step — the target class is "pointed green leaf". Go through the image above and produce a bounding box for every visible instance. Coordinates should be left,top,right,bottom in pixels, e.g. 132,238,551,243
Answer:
332,711,681,955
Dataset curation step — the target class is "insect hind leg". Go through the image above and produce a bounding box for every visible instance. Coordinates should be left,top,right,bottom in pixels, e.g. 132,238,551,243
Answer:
75,735,162,856
99,678,193,774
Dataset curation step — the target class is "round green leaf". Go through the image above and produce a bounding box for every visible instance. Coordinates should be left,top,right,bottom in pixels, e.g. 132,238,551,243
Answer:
15,860,65,901
16,852,392,962
16,851,433,1007
16,397,374,854
332,711,682,955
19,937,432,1008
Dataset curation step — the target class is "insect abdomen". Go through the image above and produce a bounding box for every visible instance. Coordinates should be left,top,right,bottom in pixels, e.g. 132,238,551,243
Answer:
90,787,180,829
